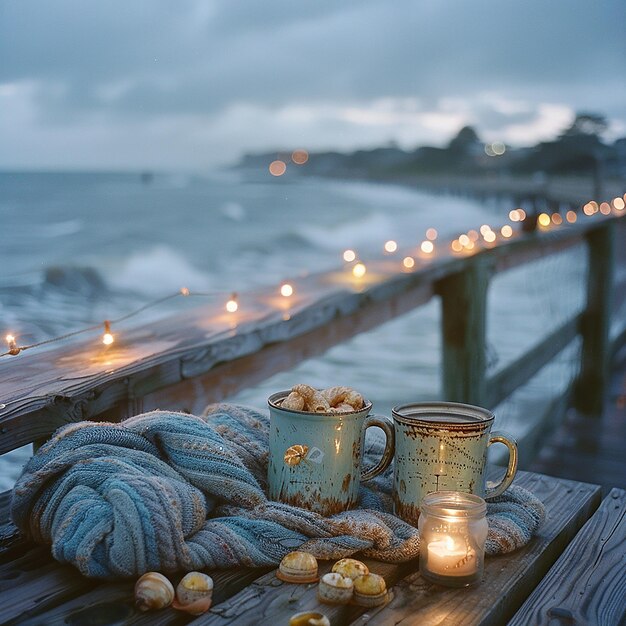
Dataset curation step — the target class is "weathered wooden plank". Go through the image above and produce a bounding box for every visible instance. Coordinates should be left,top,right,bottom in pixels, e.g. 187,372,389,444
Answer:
438,256,492,405
345,472,601,626
485,314,581,409
508,488,626,626
574,222,616,415
184,472,600,626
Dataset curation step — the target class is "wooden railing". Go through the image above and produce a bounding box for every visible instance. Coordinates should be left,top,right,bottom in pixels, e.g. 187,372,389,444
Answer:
0,209,624,460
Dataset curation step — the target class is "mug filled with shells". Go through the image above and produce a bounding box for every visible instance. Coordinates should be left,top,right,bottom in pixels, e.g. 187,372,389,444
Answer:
268,384,395,516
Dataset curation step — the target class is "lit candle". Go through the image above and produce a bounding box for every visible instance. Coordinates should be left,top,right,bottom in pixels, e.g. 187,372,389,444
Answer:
426,535,476,577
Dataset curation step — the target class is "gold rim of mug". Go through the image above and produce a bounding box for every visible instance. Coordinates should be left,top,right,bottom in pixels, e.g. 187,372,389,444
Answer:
268,390,372,418
392,401,494,427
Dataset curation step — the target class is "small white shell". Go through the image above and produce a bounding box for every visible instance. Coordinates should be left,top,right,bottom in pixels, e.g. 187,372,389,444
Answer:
353,573,388,607
317,572,354,605
331,558,369,580
172,572,214,615
134,572,174,611
289,612,331,626
276,551,319,583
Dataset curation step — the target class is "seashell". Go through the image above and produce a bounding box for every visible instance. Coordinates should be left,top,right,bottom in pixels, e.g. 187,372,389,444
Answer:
282,391,305,411
289,612,331,626
317,572,354,605
321,386,364,410
292,384,331,413
276,550,319,583
134,572,175,611
284,444,309,466
353,573,389,607
172,572,214,615
331,558,369,580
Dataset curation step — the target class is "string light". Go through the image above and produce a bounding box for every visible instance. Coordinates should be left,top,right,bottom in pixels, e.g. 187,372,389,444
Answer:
458,234,470,247
538,213,551,227
500,225,513,238
479,225,491,237
5,334,20,356
551,214,563,225
451,239,463,253
352,262,367,278
483,231,496,243
420,240,434,254
384,240,398,253
280,283,294,297
599,202,611,215
180,287,190,296
467,230,479,242
426,228,438,241
402,256,415,269
102,321,114,346
343,249,356,263
613,197,625,211
509,210,520,222
566,210,577,223
226,293,239,313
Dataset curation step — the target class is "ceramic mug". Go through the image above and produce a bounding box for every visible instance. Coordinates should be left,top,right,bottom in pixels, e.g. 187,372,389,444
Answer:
392,401,518,525
268,390,395,516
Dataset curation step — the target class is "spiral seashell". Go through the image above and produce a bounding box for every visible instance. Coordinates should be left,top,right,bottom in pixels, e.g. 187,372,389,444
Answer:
281,391,305,411
276,550,319,583
292,384,331,413
321,386,364,410
134,572,175,611
289,612,331,626
331,558,369,580
317,572,354,605
172,572,214,615
284,444,309,466
353,573,389,607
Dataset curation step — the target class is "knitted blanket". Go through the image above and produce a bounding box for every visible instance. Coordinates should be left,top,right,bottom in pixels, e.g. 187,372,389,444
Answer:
11,404,545,578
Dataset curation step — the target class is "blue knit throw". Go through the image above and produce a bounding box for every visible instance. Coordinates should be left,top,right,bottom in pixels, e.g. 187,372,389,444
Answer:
11,404,544,578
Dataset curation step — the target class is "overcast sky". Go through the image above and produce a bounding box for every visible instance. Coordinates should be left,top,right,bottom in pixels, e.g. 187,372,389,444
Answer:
1,0,625,170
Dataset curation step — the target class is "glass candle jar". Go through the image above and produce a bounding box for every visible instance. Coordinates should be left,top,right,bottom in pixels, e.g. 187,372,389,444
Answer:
418,491,488,587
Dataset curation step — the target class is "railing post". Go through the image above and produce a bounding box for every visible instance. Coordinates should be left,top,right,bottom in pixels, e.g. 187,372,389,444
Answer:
573,221,615,416
438,257,492,406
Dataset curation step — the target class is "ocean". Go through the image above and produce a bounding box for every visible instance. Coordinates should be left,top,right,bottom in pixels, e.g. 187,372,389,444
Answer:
0,170,589,489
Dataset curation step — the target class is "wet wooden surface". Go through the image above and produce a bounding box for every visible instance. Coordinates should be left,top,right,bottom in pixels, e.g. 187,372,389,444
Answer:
509,488,626,626
0,470,601,626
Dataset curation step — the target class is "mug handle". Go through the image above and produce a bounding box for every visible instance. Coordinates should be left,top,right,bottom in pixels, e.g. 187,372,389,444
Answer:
484,431,518,499
360,414,395,482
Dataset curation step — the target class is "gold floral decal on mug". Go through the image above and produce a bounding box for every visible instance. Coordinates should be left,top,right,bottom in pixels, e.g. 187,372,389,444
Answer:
284,444,309,466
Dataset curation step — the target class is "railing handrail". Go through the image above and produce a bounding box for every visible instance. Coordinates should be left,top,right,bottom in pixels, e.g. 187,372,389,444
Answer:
0,211,623,455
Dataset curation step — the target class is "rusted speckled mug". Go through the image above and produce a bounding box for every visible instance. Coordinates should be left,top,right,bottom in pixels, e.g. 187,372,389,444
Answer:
268,390,395,516
392,401,518,525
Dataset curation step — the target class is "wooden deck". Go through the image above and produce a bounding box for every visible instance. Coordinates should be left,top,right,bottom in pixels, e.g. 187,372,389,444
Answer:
529,358,626,495
0,470,608,626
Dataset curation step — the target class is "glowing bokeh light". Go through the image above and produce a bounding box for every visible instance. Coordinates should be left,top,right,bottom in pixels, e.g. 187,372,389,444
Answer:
467,230,479,242
352,262,367,278
517,209,527,221
280,283,293,297
420,240,434,254
480,224,491,236
613,197,625,211
538,213,551,227
180,287,190,296
426,228,438,241
600,202,611,215
343,249,356,263
566,210,577,223
483,231,496,243
458,234,470,247
269,160,287,176
551,214,563,225
102,333,114,346
402,256,415,268
583,203,594,216
451,239,463,252
509,209,520,222
291,149,309,165
384,240,398,253
226,295,239,313
501,225,513,238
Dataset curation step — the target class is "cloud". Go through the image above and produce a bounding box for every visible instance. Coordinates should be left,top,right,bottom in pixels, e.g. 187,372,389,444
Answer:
0,0,624,168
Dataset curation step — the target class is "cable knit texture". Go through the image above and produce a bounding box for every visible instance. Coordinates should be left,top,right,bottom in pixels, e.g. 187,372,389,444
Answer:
11,405,544,578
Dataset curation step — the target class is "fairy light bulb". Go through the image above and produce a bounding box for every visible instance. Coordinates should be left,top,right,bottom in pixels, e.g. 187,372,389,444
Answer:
501,225,513,238
384,240,398,253
458,234,470,247
483,231,496,243
5,334,20,356
451,239,463,253
343,249,356,263
402,256,415,269
600,202,611,215
537,213,549,227
509,209,520,222
180,287,190,296
552,213,563,225
280,282,293,297
102,321,114,346
479,224,491,237
352,262,367,278
615,197,625,211
467,230,479,242
425,228,438,241
226,293,239,313
566,210,577,223
420,240,434,254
